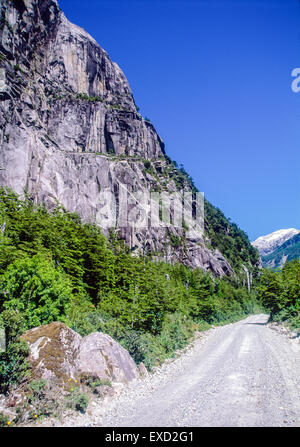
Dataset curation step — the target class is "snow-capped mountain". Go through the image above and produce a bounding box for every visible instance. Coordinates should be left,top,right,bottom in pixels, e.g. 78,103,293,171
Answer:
252,229,300,256
252,228,300,269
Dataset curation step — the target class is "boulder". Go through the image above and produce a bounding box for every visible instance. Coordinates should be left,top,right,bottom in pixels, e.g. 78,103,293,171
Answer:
21,322,82,384
22,323,138,386
78,332,139,384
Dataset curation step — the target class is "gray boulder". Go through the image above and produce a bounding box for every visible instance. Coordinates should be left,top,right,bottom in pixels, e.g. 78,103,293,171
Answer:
78,332,139,384
22,322,138,386
21,322,82,384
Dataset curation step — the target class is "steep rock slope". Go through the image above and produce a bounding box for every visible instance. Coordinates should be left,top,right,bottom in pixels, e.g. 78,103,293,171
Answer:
0,0,258,277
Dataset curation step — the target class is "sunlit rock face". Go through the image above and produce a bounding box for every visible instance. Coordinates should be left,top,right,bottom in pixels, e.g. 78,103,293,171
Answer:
0,0,233,276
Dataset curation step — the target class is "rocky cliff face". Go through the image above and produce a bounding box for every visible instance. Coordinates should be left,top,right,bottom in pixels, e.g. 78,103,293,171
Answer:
0,0,239,276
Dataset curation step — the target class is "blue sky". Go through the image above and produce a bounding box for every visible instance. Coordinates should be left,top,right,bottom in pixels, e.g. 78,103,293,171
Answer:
59,0,300,241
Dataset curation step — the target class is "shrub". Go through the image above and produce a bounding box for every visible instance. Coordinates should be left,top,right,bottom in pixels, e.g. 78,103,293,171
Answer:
159,312,195,353
80,374,112,393
0,254,75,328
0,413,10,427
168,233,182,248
65,387,89,413
0,310,30,395
12,378,66,423
28,379,47,396
120,330,166,370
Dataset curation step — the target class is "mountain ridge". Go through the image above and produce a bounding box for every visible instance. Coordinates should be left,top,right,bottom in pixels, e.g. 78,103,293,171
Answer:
252,228,300,269
252,228,300,256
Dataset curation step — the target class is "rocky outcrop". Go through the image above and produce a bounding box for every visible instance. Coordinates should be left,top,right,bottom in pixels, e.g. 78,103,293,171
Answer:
0,0,233,276
78,332,138,383
21,322,82,384
21,322,139,385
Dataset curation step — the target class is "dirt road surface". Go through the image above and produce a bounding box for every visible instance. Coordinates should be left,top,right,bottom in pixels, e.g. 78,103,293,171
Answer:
98,314,300,427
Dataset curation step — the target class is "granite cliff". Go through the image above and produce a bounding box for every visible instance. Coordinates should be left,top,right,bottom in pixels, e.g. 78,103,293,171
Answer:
0,0,258,278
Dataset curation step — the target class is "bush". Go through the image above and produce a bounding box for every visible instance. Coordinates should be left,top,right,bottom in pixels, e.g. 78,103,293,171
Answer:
257,260,300,327
121,330,165,370
80,374,112,394
159,312,195,353
65,387,89,413
0,310,30,395
120,314,196,370
0,254,76,329
0,412,10,427
197,319,211,331
13,378,66,423
28,379,47,396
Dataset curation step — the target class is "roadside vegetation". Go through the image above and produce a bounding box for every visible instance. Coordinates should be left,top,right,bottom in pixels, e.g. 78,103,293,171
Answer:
257,260,300,331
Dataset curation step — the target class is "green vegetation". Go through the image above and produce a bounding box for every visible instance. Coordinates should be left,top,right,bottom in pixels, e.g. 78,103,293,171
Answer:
257,260,300,330
80,374,112,394
143,159,157,177
14,64,24,74
9,376,89,423
76,92,103,102
65,387,89,413
1,254,75,328
0,187,259,382
52,92,103,103
167,232,182,248
0,412,10,427
204,200,260,271
0,310,30,394
110,103,121,110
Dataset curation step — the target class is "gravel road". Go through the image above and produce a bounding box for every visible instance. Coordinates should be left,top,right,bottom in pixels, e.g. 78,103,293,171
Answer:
95,314,300,427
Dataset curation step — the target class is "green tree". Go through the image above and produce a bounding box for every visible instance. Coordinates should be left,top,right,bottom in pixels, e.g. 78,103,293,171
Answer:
0,254,77,328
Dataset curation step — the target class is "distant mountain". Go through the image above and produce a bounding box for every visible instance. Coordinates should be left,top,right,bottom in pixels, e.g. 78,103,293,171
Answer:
252,229,300,269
